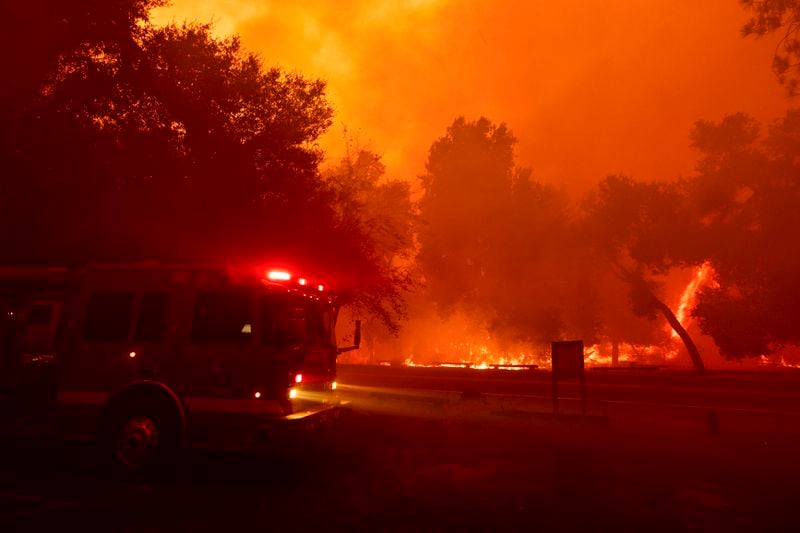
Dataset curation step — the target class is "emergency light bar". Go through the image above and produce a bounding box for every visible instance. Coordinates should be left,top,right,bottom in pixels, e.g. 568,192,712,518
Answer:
264,269,328,294
267,270,291,281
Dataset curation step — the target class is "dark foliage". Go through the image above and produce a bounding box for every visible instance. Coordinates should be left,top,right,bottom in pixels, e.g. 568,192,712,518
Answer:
741,0,800,95
690,110,800,358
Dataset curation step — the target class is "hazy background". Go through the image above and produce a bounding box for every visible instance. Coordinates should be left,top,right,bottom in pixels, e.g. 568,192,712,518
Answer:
153,0,787,189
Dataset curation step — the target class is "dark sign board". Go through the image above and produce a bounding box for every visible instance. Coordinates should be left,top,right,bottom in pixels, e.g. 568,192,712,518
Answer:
551,340,587,415
552,340,584,379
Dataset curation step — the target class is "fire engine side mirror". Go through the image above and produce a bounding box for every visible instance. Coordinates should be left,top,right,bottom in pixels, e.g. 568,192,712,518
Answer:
337,319,361,354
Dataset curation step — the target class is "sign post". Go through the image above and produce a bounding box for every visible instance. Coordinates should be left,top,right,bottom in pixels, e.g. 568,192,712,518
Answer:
551,340,586,416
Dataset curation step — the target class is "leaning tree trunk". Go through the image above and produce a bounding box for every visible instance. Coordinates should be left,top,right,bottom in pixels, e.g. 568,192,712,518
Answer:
650,296,705,372
616,265,705,373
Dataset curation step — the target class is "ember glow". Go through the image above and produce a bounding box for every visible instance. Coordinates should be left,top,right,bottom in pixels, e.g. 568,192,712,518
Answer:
388,266,720,370
404,353,541,370
403,339,548,370
402,343,676,370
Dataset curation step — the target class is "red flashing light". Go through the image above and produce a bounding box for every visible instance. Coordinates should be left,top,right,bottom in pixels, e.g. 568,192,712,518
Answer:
254,391,261,399
129,351,136,358
298,278,307,286
267,270,291,281
295,373,303,384
317,284,324,292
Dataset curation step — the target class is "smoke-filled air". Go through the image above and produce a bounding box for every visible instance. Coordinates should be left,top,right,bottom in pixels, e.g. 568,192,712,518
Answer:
148,1,795,370
7,3,800,527
3,1,798,370
153,0,785,188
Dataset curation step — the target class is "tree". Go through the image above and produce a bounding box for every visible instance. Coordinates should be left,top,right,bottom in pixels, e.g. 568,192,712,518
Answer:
689,110,800,359
323,148,416,335
0,1,166,113
418,116,517,316
582,176,707,371
418,117,599,351
741,0,800,95
1,19,335,261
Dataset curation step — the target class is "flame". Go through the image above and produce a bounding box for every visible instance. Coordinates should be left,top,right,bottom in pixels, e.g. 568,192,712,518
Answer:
404,351,542,370
356,264,722,371
402,341,676,370
781,357,800,369
672,261,717,340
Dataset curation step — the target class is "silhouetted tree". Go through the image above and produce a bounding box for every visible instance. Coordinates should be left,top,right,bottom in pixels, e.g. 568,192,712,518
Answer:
741,0,800,95
323,148,415,334
689,111,800,358
582,176,706,371
418,117,516,316
418,117,600,349
0,1,165,113
1,19,334,260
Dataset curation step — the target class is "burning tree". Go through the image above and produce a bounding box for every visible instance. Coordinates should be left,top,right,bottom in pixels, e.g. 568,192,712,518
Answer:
582,176,707,371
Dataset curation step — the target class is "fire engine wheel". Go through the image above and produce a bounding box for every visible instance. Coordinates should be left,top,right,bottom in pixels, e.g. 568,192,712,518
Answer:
104,395,181,477
115,415,160,470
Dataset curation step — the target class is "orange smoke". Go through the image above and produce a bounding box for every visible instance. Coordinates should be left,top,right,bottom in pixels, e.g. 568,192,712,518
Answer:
153,0,786,191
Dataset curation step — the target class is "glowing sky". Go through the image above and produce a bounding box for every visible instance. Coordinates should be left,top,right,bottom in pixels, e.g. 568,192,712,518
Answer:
152,0,787,191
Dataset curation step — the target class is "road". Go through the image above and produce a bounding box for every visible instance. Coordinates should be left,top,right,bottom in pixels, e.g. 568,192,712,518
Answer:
337,364,800,438
1,365,800,531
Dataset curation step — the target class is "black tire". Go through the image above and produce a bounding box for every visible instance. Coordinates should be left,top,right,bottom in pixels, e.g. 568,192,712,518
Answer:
101,393,182,480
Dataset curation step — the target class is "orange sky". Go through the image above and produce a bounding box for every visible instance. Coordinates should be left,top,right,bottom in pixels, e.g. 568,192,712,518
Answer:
153,0,788,192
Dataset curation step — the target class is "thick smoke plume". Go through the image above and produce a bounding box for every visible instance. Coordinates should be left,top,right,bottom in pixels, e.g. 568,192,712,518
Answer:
155,0,785,189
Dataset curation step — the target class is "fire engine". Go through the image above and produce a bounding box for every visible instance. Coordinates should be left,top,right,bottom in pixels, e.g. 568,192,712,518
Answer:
0,263,359,472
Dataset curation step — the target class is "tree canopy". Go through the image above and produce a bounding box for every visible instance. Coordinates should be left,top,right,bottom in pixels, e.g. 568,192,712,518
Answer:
690,110,800,358
742,0,800,95
323,148,416,334
418,117,600,349
581,175,706,370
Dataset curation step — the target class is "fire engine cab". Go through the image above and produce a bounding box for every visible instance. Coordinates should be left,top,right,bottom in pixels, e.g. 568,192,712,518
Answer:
0,263,359,472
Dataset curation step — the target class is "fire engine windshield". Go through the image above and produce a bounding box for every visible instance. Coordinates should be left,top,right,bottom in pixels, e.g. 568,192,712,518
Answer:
259,290,335,350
